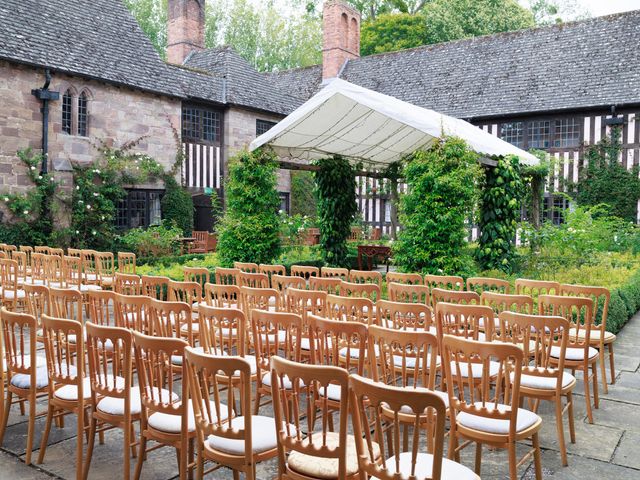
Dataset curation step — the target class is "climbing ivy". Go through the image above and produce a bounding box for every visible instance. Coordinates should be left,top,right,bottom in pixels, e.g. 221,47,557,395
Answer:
393,137,480,274
314,156,358,266
521,150,550,230
476,154,524,273
161,176,194,236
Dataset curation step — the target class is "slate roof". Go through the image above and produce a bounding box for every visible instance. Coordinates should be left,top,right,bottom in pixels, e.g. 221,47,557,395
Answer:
269,10,640,119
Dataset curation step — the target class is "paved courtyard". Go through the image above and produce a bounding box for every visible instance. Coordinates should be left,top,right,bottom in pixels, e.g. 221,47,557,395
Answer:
1,313,640,479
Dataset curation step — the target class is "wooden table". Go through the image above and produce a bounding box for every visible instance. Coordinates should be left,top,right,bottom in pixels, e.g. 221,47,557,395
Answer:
357,244,392,271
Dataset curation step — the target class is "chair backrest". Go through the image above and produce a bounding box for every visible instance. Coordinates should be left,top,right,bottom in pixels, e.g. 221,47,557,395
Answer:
0,258,19,298
112,293,151,333
41,314,85,401
538,294,594,349
85,322,133,411
1,308,38,380
199,305,247,356
385,271,423,285
259,264,286,285
326,294,374,325
19,245,33,267
308,276,342,295
271,356,351,479
308,314,367,374
113,272,142,295
290,265,319,280
183,267,210,290
49,247,64,257
168,280,202,306
203,283,241,308
368,325,439,390
133,331,188,425
238,271,270,289
44,254,64,286
49,287,83,323
560,284,610,333
117,252,136,274
338,280,381,302
67,248,82,257
12,251,28,279
376,299,433,331
34,246,51,255
435,302,495,342
431,288,480,307
252,309,302,379
466,276,510,294
515,278,561,299
148,298,194,342
214,267,240,285
95,252,115,279
500,311,571,388
192,231,209,250
285,288,327,325
388,282,430,305
234,261,259,273
240,286,279,325
320,266,349,279
63,255,83,289
349,373,447,480
349,269,383,288
141,275,171,301
30,253,47,283
270,275,306,307
23,284,50,325
424,274,464,291
481,291,534,315
80,250,99,284
443,335,524,437
86,289,116,327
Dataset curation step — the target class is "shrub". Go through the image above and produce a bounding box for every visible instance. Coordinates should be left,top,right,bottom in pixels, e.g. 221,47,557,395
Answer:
290,171,317,219
393,137,480,273
217,149,281,266
607,290,629,334
161,176,194,236
117,221,182,257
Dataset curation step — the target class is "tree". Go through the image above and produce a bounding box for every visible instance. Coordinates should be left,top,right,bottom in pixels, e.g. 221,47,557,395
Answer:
123,0,168,57
361,13,428,55
523,0,590,25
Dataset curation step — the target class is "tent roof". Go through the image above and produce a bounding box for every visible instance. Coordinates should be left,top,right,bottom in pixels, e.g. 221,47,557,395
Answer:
250,78,539,167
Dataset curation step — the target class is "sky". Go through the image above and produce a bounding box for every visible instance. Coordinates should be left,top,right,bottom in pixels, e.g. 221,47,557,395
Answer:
580,0,640,16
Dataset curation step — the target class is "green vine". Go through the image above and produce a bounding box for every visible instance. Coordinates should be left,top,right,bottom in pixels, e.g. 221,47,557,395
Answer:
521,150,550,230
476,155,524,273
314,156,358,267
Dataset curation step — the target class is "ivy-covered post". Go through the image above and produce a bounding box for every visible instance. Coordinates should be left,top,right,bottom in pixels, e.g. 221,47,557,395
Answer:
475,155,524,273
314,156,358,266
522,152,550,230
384,161,402,240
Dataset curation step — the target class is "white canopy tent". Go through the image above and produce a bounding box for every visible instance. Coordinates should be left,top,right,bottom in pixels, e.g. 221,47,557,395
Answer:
250,78,539,167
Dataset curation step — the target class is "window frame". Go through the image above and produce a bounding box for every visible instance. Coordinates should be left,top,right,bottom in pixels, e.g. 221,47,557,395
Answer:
496,116,582,151
62,89,73,135
256,119,277,137
115,188,164,230
77,91,89,137
182,105,222,145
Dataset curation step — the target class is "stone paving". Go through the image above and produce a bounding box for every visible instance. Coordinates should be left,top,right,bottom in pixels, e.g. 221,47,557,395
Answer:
1,313,639,479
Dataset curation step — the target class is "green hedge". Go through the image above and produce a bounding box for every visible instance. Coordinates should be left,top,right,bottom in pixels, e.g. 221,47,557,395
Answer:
609,269,640,334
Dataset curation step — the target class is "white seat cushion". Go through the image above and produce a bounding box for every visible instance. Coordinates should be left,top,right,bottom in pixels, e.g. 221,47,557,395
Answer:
456,402,540,435
10,366,49,389
97,385,178,416
261,373,305,390
80,284,102,292
148,400,229,434
517,371,576,390
373,452,478,480
180,322,200,333
171,346,204,366
3,354,46,371
450,360,500,378
207,415,280,455
318,384,343,402
288,432,380,479
391,354,441,369
572,328,616,342
2,289,26,300
56,375,125,401
339,343,378,359
550,345,598,361
259,330,287,345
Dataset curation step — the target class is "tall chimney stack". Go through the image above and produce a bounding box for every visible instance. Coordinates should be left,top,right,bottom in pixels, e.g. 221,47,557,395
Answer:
322,0,360,81
167,0,205,64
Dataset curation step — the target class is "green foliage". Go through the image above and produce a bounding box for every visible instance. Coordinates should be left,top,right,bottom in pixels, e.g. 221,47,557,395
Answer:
476,155,524,273
393,137,480,274
161,176,194,235
217,149,281,266
521,151,551,229
314,156,358,266
118,221,182,257
576,127,640,223
361,13,428,55
290,171,317,219
280,212,313,247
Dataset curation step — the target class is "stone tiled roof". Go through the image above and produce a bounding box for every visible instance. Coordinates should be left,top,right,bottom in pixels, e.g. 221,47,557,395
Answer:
265,64,324,104
270,10,640,119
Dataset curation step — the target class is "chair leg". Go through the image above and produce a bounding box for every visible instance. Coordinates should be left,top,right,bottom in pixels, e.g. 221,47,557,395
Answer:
83,418,97,480
583,364,594,424
130,422,137,458
37,403,55,464
609,343,616,384
555,395,568,466
133,433,146,480
25,396,36,465
508,442,518,480
179,439,188,480
124,416,131,480
592,361,599,409
474,442,482,475
196,441,204,479
76,407,84,480
532,432,542,480
567,392,576,444
599,348,608,394
253,390,261,415
0,391,13,444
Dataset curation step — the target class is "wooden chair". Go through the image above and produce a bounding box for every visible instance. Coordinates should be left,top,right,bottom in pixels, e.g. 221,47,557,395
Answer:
19,245,33,272
234,261,259,273
327,294,374,325
251,309,302,413
113,293,152,333
80,249,100,286
290,265,319,281
271,275,306,308
285,288,327,358
183,266,210,291
308,276,342,295
466,276,510,294
132,332,192,480
350,374,479,480
188,231,208,254
28,252,47,286
203,283,241,308
271,356,361,479
49,287,83,324
376,299,434,332
0,259,25,311
114,272,142,295
435,303,495,344
339,280,381,302
86,289,116,327
443,335,542,480
349,269,383,288
239,271,270,289
240,286,280,326
185,349,277,480
431,288,480,308
481,291,534,316
0,308,48,465
321,266,349,279
388,282,430,305
34,246,51,255
84,322,138,480
67,248,82,257
384,271,421,285
117,252,136,274
539,294,599,423
167,280,203,314
259,264,286,286
96,252,115,289
38,314,91,480
501,312,576,466
148,298,196,347
12,251,28,284
214,267,240,285
23,283,50,341
44,253,65,288
515,279,561,303
561,284,614,393
424,274,464,291
64,255,102,294
141,275,170,301
198,306,253,368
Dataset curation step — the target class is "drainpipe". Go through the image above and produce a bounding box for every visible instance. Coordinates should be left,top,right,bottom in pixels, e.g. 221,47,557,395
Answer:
31,69,59,174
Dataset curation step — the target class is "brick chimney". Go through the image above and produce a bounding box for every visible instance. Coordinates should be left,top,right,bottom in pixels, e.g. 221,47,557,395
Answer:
167,0,205,64
322,0,360,80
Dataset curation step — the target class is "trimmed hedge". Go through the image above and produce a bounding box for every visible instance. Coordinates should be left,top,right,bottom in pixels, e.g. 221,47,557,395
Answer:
609,269,640,334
